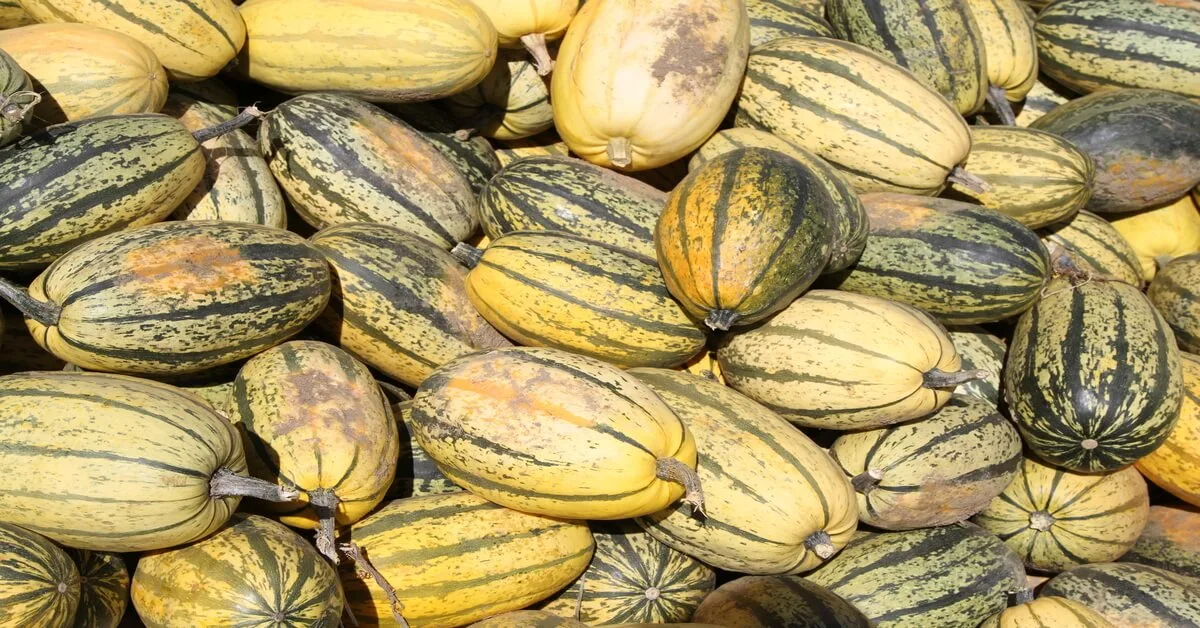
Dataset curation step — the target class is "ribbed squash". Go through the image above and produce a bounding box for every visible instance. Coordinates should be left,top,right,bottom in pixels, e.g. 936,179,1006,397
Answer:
494,131,571,166
692,576,871,628
461,231,705,368
1015,74,1075,127
551,0,750,170
0,24,167,127
464,0,578,74
309,222,510,388
237,0,497,102
948,325,1006,404
949,126,1094,228
0,48,35,146
410,347,702,520
388,400,461,499
1135,352,1200,505
1040,210,1144,287
132,514,343,626
830,394,1022,530
471,612,588,628
736,36,973,195
1035,0,1200,98
479,156,666,260
967,0,1039,124
1120,504,1200,579
0,221,330,375
657,148,834,330
385,102,503,197
1109,193,1200,282
1040,563,1200,628
630,369,859,574
0,523,79,627
18,0,245,80
0,0,33,27
259,93,478,247
973,457,1149,572
1029,88,1200,213
829,192,1051,324
68,550,127,628
536,521,716,624
1005,274,1183,472
745,0,833,46
342,492,594,628
1150,259,1200,353
981,597,1114,628
688,128,869,273
445,52,553,140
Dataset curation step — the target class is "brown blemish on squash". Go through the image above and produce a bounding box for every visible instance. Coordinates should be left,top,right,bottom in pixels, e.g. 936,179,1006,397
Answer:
1146,505,1200,552
123,236,258,294
275,367,371,445
650,8,728,95
863,202,937,231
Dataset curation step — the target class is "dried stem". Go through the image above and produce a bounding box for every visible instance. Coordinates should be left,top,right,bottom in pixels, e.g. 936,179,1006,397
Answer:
0,277,60,326
948,166,991,194
192,105,265,143
340,543,409,628
923,368,990,389
986,85,1017,126
804,530,836,560
209,467,299,502
451,242,483,269
607,137,633,168
655,457,705,517
521,33,555,76
704,309,740,331
1,90,41,123
309,489,341,565
851,468,883,493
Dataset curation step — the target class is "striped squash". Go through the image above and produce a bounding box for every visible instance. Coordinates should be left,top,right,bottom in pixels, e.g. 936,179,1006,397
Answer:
536,521,716,625
688,128,869,273
0,24,167,127
830,394,1022,530
829,192,1050,324
445,52,554,140
411,347,702,520
464,0,577,75
550,0,750,170
1035,0,1200,98
1120,504,1200,579
657,148,834,330
826,0,988,115
59,361,241,417
342,492,593,628
169,78,238,116
947,325,1006,404
0,221,330,375
972,457,1149,572
479,155,666,260
1015,74,1075,127
949,126,1094,229
807,524,1027,626
1135,352,1200,505
161,94,286,227
259,93,478,248
68,550,127,628
0,47,35,146
1040,563,1200,628
1004,275,1183,472
745,0,833,46
494,131,571,166
1029,88,1200,213
735,36,973,195
310,222,511,388
0,114,205,270
967,0,1039,124
232,341,399,560
1110,193,1200,282
388,400,461,499
1149,259,1200,353
237,0,497,102
718,289,974,430
0,523,79,627
471,612,587,627
18,0,245,81
132,514,343,626
692,576,870,628
385,102,503,197
461,231,705,368
981,597,1114,628
1039,210,1144,287
631,369,859,574
0,0,34,27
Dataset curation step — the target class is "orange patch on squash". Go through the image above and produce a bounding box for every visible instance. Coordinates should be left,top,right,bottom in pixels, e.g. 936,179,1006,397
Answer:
443,376,597,429
123,235,258,295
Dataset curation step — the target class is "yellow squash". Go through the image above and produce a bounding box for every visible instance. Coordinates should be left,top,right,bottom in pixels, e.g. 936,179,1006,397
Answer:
551,0,750,170
967,0,1038,124
0,0,34,27
981,596,1114,628
1109,193,1200,281
1136,352,1200,506
465,0,579,74
471,612,588,627
445,51,554,140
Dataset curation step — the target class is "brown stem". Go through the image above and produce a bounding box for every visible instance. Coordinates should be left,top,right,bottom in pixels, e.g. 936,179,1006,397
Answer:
655,457,705,517
851,468,883,493
375,380,412,402
804,530,836,559
948,166,990,194
192,105,265,143
0,90,41,123
309,489,341,565
574,571,587,621
209,467,299,502
607,137,633,168
986,85,1017,126
340,543,409,628
0,277,60,326
704,309,740,331
521,33,555,76
1029,510,1055,531
451,242,483,269
923,368,990,389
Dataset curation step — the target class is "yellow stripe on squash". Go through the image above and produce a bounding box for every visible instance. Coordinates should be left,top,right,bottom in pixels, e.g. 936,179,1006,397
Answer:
980,596,1114,628
1136,352,1200,506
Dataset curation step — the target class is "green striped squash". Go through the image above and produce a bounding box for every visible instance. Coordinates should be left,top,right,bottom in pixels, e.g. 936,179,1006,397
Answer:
1035,0,1200,98
0,114,205,270
967,0,1039,124
1120,504,1200,580
949,126,1094,229
807,524,1027,626
0,47,35,146
688,128,869,273
981,596,1115,628
471,612,587,627
309,222,511,388
745,0,833,46
132,514,343,626
972,456,1149,572
0,523,79,627
1,221,331,376
1040,210,1145,287
62,361,240,418
1040,563,1200,628
479,155,666,260
692,576,870,627
462,231,705,368
259,93,479,248
388,400,461,499
1149,254,1200,352
830,394,1022,530
826,0,989,115
630,369,859,574
656,148,834,330
68,550,128,628
828,192,1051,324
343,492,593,628
161,94,287,228
1004,275,1183,472
536,521,716,625
0,0,34,27
494,130,571,167
948,325,1006,404
446,52,554,140
385,102,503,196
1029,88,1200,213
735,36,973,195
1015,74,1075,127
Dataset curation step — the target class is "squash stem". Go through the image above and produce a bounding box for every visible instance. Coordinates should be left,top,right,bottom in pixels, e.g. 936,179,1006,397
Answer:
1155,255,1176,271
192,105,264,143
209,467,299,502
804,530,837,560
704,309,740,331
375,380,412,403
607,137,633,168
451,242,483,269
1029,510,1055,531
0,277,60,326
655,457,706,517
986,85,1017,126
309,489,341,565
521,33,555,76
851,467,883,493
0,90,41,123
948,166,990,194
1015,587,1035,605
340,542,410,628
923,368,989,389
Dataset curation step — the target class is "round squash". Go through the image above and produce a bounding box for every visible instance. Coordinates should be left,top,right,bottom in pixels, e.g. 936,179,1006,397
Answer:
1119,504,1200,579
745,0,833,46
1040,563,1200,628
692,576,871,628
1039,210,1144,287
551,0,750,170
0,47,35,147
445,51,553,141
388,400,461,499
68,550,128,628
1135,352,1200,505
1109,193,1200,282
464,0,578,74
1149,259,1200,353
948,325,1007,404
980,596,1114,628
967,0,1039,124
0,523,79,627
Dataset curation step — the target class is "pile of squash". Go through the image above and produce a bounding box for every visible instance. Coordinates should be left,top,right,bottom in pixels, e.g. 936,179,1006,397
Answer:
0,0,1198,626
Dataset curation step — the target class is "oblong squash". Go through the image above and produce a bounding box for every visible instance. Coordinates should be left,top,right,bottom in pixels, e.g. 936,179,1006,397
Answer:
1039,210,1144,287
0,523,79,627
981,597,1114,628
1135,352,1200,505
494,130,571,166
1120,504,1200,579
1149,259,1200,353
1015,74,1075,127
551,0,750,170
68,550,128,628
967,0,1039,123
948,325,1007,404
445,52,553,140
0,48,35,146
385,102,503,197
464,0,578,74
1109,193,1200,282
0,0,34,27
745,0,833,46
410,347,702,520
471,612,588,628
692,576,871,628
1040,563,1200,628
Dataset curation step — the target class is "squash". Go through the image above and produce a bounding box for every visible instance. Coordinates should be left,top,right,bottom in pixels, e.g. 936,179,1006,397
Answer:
1134,352,1200,505
0,523,79,627
1120,504,1200,579
551,0,750,170
445,51,554,140
1109,193,1200,282
980,596,1114,628
169,77,238,116
1149,259,1200,353
1040,563,1200,628
745,0,833,46
680,349,724,385
692,576,871,627
384,102,503,197
0,0,34,27
464,0,578,74
1040,210,1145,287
948,325,1007,404
410,347,703,520
494,130,571,166
388,400,461,499
967,0,1039,124
0,47,36,146
471,612,588,627
67,550,128,628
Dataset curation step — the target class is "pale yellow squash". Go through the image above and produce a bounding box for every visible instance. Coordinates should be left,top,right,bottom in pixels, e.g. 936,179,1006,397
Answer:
445,52,554,140
980,596,1114,628
466,0,579,74
1109,193,1200,281
967,0,1038,124
1136,352,1200,506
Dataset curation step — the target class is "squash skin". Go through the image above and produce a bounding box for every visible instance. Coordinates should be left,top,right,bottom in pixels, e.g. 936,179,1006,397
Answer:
1110,194,1200,282
1015,74,1074,127
467,0,578,46
1149,258,1200,353
67,550,127,628
979,597,1114,628
1040,563,1200,627
692,576,871,627
1135,352,1200,505
445,52,553,140
745,0,832,46
967,0,1039,103
1119,504,1200,579
0,523,80,627
947,325,1006,404
0,0,34,27
0,48,33,146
